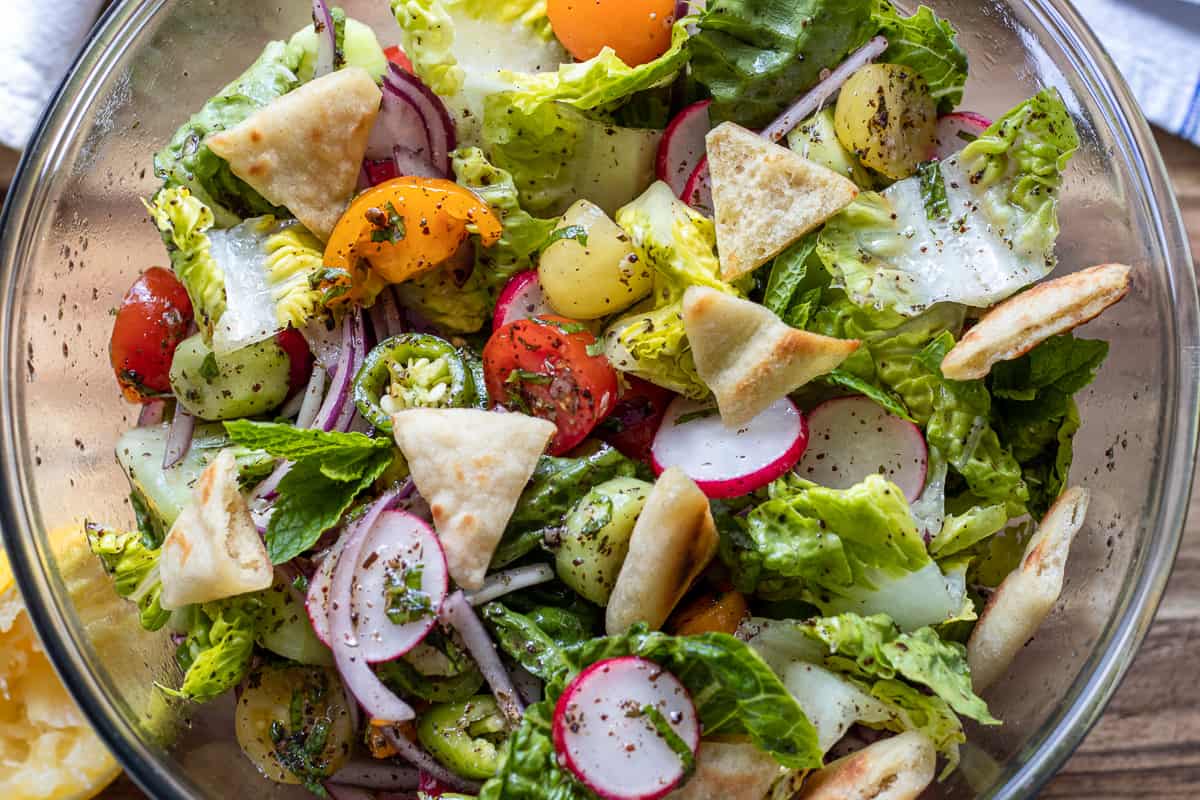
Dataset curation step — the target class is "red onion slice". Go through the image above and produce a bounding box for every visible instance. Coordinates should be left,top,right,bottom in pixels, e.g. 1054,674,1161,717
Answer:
314,313,357,433
381,726,482,794
137,400,166,427
312,0,338,78
367,82,435,163
465,564,555,606
761,36,889,143
331,760,420,791
329,486,416,723
383,64,457,175
296,366,327,430
440,591,524,725
332,310,366,432
162,407,196,469
393,145,445,179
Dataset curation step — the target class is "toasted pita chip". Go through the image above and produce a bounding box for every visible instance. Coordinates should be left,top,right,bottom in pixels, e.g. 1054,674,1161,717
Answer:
967,487,1090,691
160,449,273,610
942,264,1131,380
798,731,936,800
667,742,782,800
682,286,859,428
392,409,555,590
207,67,381,240
706,122,859,280
606,467,718,635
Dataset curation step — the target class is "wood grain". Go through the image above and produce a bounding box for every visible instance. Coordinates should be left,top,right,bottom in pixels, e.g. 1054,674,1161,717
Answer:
2,128,1197,799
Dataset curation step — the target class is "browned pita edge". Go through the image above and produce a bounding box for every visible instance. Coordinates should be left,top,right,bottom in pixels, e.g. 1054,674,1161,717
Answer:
797,731,936,800
942,264,1132,381
706,121,859,281
682,286,859,428
967,487,1090,691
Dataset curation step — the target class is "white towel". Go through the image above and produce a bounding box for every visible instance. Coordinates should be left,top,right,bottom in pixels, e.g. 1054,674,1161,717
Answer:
0,0,107,150
1072,0,1200,144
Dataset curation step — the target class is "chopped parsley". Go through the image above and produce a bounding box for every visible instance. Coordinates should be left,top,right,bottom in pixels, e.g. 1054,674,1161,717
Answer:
531,317,588,335
918,160,950,222
199,352,220,380
367,202,407,244
539,224,589,252
384,561,433,625
585,340,606,357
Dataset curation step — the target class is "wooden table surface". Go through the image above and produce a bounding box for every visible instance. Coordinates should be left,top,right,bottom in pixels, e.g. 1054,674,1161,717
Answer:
4,129,1199,799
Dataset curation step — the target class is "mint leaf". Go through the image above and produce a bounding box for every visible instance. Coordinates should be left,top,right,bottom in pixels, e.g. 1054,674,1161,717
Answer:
224,420,389,460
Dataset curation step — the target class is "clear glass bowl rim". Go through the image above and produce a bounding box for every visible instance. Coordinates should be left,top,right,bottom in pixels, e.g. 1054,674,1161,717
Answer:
0,0,1196,797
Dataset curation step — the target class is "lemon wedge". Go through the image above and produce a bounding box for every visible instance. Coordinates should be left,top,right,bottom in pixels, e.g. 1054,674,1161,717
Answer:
0,524,122,800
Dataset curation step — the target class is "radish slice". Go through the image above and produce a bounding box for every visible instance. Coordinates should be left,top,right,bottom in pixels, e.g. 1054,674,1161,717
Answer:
307,539,343,647
681,157,713,217
795,396,927,502
931,112,992,161
553,656,700,800
493,271,554,330
657,100,712,196
352,511,448,663
651,396,808,499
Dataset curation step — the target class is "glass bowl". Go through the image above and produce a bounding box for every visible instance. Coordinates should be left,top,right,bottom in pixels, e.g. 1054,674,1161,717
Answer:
0,0,1196,797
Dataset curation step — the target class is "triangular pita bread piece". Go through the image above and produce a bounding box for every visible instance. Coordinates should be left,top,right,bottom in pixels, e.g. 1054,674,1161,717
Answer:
682,286,860,428
706,121,859,280
207,67,382,241
942,263,1131,380
798,731,935,800
392,409,556,590
967,487,1089,691
666,742,781,800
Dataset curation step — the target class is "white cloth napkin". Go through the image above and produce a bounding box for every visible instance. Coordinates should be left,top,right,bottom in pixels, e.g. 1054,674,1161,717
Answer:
0,0,107,150
1072,0,1200,144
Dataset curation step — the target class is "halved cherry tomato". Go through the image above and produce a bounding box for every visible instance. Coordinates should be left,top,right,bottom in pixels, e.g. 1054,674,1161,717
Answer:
669,587,748,636
275,327,314,397
109,267,193,403
483,316,618,455
384,45,414,73
322,178,501,302
596,376,674,463
548,0,676,66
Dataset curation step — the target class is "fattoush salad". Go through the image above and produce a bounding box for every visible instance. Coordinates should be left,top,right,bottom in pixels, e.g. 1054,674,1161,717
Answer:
94,0,1132,797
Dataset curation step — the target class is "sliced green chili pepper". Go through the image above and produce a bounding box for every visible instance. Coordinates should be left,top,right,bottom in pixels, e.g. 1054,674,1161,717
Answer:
353,333,476,433
417,695,508,779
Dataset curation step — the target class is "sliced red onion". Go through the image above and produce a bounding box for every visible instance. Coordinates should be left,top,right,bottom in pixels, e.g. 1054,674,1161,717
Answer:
162,407,196,469
300,316,345,372
381,726,482,794
332,310,366,432
312,0,337,78
761,36,889,143
323,784,373,800
331,760,420,791
137,400,166,427
440,590,524,725
278,389,307,420
296,366,327,430
366,81,433,162
250,460,292,504
314,313,357,433
465,564,555,606
329,486,415,723
383,64,456,175
379,286,405,339
393,145,445,179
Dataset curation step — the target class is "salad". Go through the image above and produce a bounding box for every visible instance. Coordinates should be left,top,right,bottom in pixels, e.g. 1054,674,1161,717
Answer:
92,0,1133,798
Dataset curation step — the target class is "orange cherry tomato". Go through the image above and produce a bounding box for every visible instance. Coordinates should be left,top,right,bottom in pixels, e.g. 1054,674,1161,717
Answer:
669,588,748,636
322,178,501,302
548,0,676,66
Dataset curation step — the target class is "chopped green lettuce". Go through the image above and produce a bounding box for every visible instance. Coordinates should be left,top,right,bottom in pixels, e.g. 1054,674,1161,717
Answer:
931,503,1008,559
165,596,260,703
154,41,303,226
86,526,169,631
147,187,331,353
870,1,968,113
817,90,1080,316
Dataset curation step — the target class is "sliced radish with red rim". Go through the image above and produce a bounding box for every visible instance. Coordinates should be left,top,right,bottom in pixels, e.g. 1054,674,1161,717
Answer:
493,271,555,330
795,396,927,502
553,656,699,800
306,539,343,647
657,100,711,196
352,510,448,663
652,396,808,499
681,158,713,217
930,112,992,161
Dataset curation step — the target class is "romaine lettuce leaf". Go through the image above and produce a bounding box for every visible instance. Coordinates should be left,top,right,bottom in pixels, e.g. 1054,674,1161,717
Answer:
930,503,1008,559
688,0,875,128
164,596,259,703
870,1,968,113
86,526,169,631
154,41,302,226
817,90,1080,316
147,187,332,353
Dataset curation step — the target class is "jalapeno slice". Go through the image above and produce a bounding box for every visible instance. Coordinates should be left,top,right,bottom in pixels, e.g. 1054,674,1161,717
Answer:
353,333,476,432
417,695,508,780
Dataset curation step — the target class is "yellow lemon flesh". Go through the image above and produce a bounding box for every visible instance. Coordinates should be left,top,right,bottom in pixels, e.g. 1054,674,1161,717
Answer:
0,524,122,800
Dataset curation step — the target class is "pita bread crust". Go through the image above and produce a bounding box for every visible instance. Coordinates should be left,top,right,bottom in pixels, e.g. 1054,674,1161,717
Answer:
798,731,936,800
706,122,859,280
942,264,1131,380
606,467,718,635
392,409,555,590
207,67,382,241
967,487,1090,691
160,449,273,610
683,286,859,428
667,742,782,800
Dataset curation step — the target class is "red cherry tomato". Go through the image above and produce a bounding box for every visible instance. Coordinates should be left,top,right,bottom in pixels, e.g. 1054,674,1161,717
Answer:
384,45,414,73
275,327,314,397
483,316,618,455
596,376,674,463
109,267,193,403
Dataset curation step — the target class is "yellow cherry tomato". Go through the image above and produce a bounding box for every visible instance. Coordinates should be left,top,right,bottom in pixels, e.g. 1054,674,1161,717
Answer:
548,0,676,67
669,588,749,636
323,178,501,301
